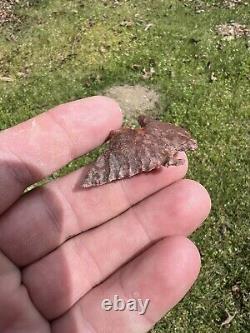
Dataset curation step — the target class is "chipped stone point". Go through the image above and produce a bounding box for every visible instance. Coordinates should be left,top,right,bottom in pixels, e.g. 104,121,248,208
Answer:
82,115,197,188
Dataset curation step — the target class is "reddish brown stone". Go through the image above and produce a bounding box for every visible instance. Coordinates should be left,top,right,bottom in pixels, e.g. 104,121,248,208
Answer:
82,115,197,188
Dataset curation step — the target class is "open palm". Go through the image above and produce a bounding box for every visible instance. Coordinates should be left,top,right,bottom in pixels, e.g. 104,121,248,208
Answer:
0,97,211,333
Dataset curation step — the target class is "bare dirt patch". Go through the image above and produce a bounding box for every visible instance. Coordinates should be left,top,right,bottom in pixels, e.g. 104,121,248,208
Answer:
221,0,248,8
104,85,161,121
0,0,19,25
216,22,250,40
184,0,248,12
0,0,33,26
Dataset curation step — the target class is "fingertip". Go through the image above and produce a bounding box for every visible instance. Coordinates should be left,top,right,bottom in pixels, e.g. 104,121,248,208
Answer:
175,151,189,173
159,236,201,281
90,95,122,112
52,95,123,127
164,179,211,235
120,235,202,326
183,179,212,222
160,152,188,180
82,96,123,125
196,181,212,214
177,236,201,278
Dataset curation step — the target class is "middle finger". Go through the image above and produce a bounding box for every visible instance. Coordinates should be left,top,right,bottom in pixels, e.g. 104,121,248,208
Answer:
0,153,188,266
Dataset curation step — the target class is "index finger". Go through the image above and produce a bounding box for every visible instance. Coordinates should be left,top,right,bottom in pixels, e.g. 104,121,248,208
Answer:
0,96,122,213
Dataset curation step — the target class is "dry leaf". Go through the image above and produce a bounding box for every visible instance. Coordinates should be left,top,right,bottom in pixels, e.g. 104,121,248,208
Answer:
221,310,236,327
0,76,14,82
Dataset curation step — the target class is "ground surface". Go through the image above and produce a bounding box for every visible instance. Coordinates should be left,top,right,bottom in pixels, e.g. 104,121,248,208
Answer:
0,1,249,332
104,84,161,121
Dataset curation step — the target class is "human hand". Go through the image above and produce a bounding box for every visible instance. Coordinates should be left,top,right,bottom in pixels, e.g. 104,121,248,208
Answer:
0,97,211,333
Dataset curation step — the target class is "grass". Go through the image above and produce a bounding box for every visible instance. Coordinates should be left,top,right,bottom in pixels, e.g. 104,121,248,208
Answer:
0,0,249,332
